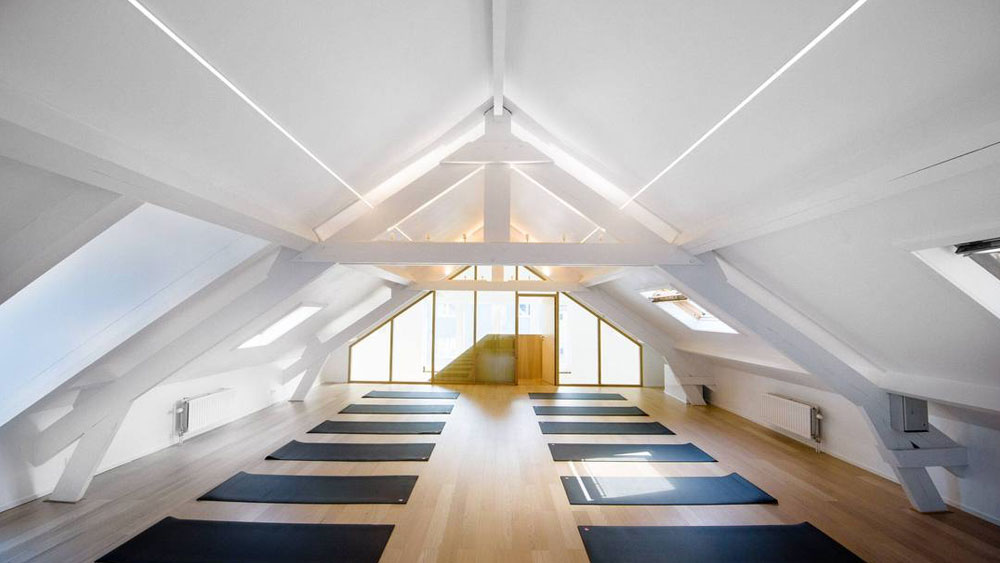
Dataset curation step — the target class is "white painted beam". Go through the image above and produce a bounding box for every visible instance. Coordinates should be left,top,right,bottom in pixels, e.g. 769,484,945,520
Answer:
658,253,961,512
312,101,490,241
296,241,699,266
344,265,414,286
484,162,511,280
289,347,330,402
412,280,583,292
885,446,968,469
0,87,316,250
33,248,332,465
484,164,511,243
317,164,482,242
281,286,423,379
507,106,680,242
47,402,130,503
0,193,140,305
491,0,507,116
580,268,634,288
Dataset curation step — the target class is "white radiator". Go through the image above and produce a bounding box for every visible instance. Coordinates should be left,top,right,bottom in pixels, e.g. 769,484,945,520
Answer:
175,388,235,439
762,393,821,443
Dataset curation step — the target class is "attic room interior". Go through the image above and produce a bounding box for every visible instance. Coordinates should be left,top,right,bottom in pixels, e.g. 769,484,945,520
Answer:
1,0,999,561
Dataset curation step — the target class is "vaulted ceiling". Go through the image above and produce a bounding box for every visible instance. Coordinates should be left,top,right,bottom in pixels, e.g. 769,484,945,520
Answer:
2,0,999,420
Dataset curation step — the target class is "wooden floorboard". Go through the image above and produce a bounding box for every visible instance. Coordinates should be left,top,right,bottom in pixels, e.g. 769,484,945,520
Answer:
1,382,998,562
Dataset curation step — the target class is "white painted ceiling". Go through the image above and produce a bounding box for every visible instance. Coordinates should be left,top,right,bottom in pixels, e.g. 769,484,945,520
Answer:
1,0,999,415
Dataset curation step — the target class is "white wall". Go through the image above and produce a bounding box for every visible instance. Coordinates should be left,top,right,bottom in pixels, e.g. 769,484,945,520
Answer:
0,203,267,427
0,366,298,513
320,345,350,383
702,360,1000,525
641,346,665,389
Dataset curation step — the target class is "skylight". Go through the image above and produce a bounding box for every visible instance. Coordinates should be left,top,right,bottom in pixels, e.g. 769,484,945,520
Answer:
913,239,1000,322
238,304,323,349
641,288,737,334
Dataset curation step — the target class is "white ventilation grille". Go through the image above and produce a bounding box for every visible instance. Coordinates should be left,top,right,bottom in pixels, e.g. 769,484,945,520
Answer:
762,393,821,443
175,388,235,439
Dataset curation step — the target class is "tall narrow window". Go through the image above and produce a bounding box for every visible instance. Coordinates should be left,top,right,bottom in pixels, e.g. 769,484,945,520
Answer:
349,322,391,382
476,291,515,340
391,295,433,382
599,321,641,385
558,296,599,384
434,291,474,377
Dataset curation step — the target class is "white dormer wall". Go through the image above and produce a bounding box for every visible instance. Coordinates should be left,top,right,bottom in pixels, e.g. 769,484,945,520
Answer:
0,252,397,512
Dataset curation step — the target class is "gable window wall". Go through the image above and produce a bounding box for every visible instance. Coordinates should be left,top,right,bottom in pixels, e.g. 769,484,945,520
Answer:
348,267,641,385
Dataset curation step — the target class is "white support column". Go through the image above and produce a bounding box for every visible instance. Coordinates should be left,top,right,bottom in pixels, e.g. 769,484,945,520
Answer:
34,248,332,467
659,253,962,513
491,0,507,115
484,162,511,280
47,402,130,503
290,352,331,402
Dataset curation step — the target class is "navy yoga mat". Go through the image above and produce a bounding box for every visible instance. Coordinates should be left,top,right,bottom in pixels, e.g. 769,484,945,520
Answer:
308,421,445,434
539,421,673,435
577,523,862,562
529,392,625,400
199,472,417,504
561,473,776,506
548,443,715,462
96,517,393,563
533,406,646,416
267,440,434,462
364,390,459,399
340,404,453,414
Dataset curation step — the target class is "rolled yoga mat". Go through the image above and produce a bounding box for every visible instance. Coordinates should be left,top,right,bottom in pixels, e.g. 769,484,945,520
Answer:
539,421,673,435
533,406,647,416
364,390,459,399
267,440,435,462
199,472,418,504
577,523,863,563
340,404,453,414
529,392,625,400
548,443,715,462
560,473,776,506
309,421,445,434
96,517,393,563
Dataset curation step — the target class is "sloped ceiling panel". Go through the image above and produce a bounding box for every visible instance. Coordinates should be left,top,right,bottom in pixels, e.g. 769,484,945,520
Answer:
0,204,267,427
0,157,137,304
640,0,1000,238
505,0,855,189
717,163,1000,390
0,0,356,231
390,170,485,243
510,169,600,243
144,0,493,196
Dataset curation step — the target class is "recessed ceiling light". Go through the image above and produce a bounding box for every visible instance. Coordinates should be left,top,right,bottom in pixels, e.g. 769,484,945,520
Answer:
238,305,323,349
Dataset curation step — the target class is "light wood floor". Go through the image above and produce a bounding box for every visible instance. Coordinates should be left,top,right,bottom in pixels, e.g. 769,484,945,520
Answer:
2,382,999,562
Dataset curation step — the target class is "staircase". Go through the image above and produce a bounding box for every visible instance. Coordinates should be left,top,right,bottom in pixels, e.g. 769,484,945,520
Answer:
434,344,477,382
434,334,516,383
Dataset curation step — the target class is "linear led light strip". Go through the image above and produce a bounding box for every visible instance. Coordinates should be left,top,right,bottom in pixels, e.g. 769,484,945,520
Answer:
510,166,606,243
125,0,373,211
620,0,869,209
386,166,486,237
